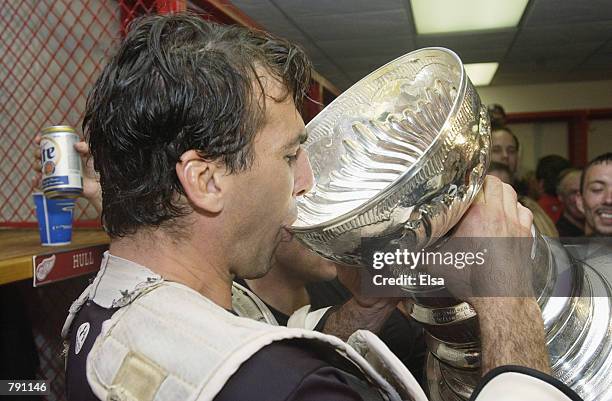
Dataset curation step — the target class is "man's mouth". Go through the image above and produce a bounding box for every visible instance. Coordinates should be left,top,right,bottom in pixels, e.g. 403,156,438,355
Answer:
278,203,298,242
596,209,612,223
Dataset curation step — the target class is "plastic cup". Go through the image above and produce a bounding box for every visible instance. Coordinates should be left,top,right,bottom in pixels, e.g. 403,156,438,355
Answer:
32,192,75,246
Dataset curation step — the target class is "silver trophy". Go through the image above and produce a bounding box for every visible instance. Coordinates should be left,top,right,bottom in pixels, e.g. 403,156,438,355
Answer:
291,48,612,401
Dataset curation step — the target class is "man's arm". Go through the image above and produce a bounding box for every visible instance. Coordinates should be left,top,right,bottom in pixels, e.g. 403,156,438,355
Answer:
319,265,398,341
320,296,397,341
454,176,551,375
471,297,550,374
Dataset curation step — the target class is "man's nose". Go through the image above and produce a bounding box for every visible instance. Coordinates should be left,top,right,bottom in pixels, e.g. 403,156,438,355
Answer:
293,149,314,197
604,187,612,205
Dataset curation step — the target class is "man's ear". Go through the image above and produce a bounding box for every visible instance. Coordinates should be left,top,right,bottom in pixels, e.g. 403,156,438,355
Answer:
576,193,585,214
176,150,224,214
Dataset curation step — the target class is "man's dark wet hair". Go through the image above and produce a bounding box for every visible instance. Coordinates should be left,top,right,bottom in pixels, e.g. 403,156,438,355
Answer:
580,152,612,194
536,155,571,196
83,13,312,238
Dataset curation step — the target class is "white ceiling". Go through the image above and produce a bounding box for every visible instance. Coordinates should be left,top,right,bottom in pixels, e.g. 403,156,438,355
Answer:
229,0,612,91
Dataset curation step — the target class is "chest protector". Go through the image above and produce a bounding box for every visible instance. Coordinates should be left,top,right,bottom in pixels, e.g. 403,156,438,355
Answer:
62,253,426,401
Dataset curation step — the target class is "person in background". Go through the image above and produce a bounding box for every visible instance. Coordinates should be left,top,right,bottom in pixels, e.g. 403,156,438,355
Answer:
488,103,507,130
488,162,558,237
488,104,521,192
577,153,612,237
489,123,533,197
491,126,519,179
556,168,585,237
487,161,513,185
536,155,571,223
523,170,543,200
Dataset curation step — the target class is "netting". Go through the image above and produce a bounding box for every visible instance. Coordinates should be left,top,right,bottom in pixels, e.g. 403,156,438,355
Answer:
1,3,154,401
0,0,159,227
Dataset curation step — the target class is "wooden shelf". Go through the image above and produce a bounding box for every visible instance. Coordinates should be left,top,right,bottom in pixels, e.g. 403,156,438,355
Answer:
0,228,109,286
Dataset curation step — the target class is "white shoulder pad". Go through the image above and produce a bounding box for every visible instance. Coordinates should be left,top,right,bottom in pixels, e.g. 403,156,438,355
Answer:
472,367,582,401
287,305,332,330
231,281,279,325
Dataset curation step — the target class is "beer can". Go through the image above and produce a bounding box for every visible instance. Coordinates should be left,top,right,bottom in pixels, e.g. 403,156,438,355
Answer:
40,125,83,198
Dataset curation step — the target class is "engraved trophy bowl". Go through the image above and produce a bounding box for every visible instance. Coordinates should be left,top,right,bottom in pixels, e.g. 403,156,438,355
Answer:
291,48,612,401
291,48,490,271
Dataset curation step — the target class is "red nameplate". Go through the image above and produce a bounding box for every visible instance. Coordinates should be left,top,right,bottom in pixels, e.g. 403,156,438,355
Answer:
32,244,108,287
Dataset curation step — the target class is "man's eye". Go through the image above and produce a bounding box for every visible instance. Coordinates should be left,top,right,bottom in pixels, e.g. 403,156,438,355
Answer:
286,148,302,165
492,147,501,153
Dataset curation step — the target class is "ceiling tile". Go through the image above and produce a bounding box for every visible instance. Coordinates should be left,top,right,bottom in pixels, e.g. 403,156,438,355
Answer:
415,30,515,63
524,0,612,26
562,69,612,83
272,0,405,18
584,50,612,64
317,35,415,59
229,0,276,25
505,44,600,67
293,9,413,40
497,58,579,75
231,0,353,86
491,71,567,86
575,52,612,73
596,39,612,53
334,55,391,72
223,0,612,88
505,22,612,72
349,67,381,83
509,21,612,55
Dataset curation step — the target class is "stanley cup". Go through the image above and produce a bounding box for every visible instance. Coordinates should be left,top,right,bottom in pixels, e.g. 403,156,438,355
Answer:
291,48,612,401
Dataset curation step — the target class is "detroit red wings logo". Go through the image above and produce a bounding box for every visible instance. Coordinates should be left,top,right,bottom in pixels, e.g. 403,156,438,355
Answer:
36,254,56,281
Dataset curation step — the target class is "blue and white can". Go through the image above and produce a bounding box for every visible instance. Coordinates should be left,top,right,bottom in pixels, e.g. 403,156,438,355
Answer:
40,125,83,198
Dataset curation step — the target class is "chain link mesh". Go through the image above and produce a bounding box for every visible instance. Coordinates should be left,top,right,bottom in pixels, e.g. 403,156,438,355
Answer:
0,0,159,227
1,3,157,401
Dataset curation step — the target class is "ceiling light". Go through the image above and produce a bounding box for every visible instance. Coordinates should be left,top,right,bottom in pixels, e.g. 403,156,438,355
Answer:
464,62,498,86
411,0,528,34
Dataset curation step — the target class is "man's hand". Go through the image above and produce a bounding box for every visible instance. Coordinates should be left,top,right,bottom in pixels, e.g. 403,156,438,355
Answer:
455,175,533,238
451,176,550,374
321,264,399,341
32,134,103,213
414,175,536,306
449,176,536,300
